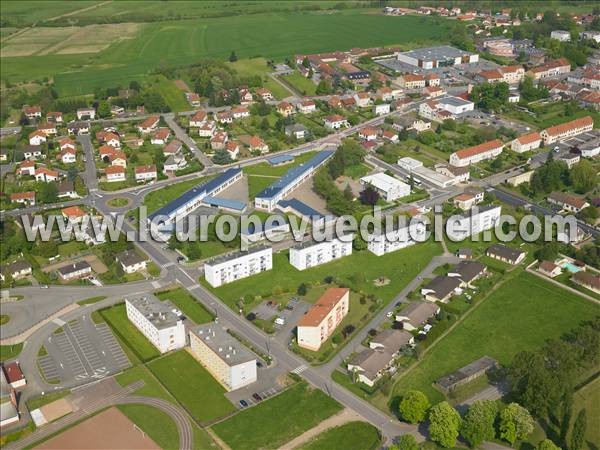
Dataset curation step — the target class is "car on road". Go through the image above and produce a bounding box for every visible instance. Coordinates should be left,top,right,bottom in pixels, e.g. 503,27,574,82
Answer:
239,400,248,408
386,312,393,318
40,285,49,289
252,393,262,402
177,256,185,263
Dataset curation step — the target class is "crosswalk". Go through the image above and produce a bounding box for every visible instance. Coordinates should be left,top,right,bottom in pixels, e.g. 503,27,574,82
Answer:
291,365,307,375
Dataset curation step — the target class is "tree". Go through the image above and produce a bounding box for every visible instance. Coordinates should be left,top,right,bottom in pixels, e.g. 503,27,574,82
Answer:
580,205,599,224
38,182,58,203
470,82,509,112
391,434,419,450
359,184,380,205
537,439,561,450
97,100,111,118
297,283,308,296
429,402,462,448
499,403,534,445
212,149,233,165
570,160,598,193
316,79,332,95
229,51,238,62
570,409,586,450
129,80,141,91
399,390,431,424
460,400,499,447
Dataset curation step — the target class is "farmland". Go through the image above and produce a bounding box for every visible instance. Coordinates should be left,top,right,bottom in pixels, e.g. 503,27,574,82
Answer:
390,272,600,403
1,12,453,94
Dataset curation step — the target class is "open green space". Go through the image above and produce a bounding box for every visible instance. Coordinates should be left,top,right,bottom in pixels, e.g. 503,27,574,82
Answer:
243,151,316,177
204,240,442,312
280,72,317,96
147,350,236,423
0,315,9,325
572,376,600,450
76,295,107,306
155,287,214,325
117,404,179,450
299,421,381,450
141,176,209,215
211,381,342,450
106,197,130,208
226,58,290,99
504,103,600,131
146,74,190,112
0,343,23,362
2,13,452,93
391,271,600,403
247,175,277,200
26,390,71,411
98,303,161,362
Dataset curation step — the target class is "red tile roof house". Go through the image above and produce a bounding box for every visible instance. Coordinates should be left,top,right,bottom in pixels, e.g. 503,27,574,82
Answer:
2,362,26,388
572,271,600,294
277,101,295,117
185,92,201,107
10,191,35,206
324,115,349,129
538,260,562,278
198,120,217,137
353,92,371,108
297,100,316,114
34,167,59,182
358,127,378,141
382,130,398,142
341,97,356,108
399,73,426,89
547,192,590,213
328,96,342,108
105,165,126,183
164,140,183,155
23,105,42,120
108,151,127,167
511,132,541,153
96,131,121,148
29,130,47,146
62,206,87,223
216,111,234,124
256,88,274,101
449,139,504,167
210,131,229,150
240,135,269,153
58,148,77,164
37,122,57,136
226,140,240,160
59,138,76,152
540,116,594,145
47,111,63,123
137,115,160,133
135,164,158,182
189,111,207,127
18,161,36,176
151,128,171,145
231,106,250,120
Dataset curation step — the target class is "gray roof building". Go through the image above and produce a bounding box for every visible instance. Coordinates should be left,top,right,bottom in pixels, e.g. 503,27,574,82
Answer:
436,356,498,392
396,301,440,329
116,250,147,268
127,295,180,330
448,261,486,284
190,324,256,367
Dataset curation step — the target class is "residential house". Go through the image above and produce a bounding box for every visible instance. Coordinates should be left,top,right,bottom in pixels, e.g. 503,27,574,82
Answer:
231,106,250,120
547,191,589,213
354,92,371,108
324,115,349,129
540,116,594,145
34,167,59,182
189,111,207,127
116,250,148,274
297,100,316,114
240,135,268,153
10,191,35,206
105,165,126,182
138,116,160,133
135,164,157,182
76,107,96,120
22,145,43,160
211,131,229,150
67,121,89,135
37,123,57,136
551,30,571,41
360,172,411,201
374,103,391,115
28,130,47,146
256,88,273,101
358,126,378,141
164,140,183,156
382,130,398,142
239,88,254,104
341,97,356,108
277,101,295,117
58,148,76,164
399,74,426,89
285,124,309,140
216,111,233,124
17,161,36,176
97,131,120,148
395,301,440,331
486,244,526,265
58,138,76,152
2,362,26,389
198,121,217,137
423,86,445,99
450,139,504,167
57,261,92,281
151,128,171,145
0,260,32,281
539,260,562,278
62,206,86,223
185,92,201,107
425,73,441,86
421,276,462,303
22,105,42,120
511,132,542,153
57,181,77,199
447,261,486,287
528,58,571,80
226,140,240,160
572,271,600,294
453,191,483,210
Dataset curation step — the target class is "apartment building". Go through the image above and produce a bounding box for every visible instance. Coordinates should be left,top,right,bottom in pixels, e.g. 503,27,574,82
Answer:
368,221,426,256
297,288,350,351
449,139,504,167
125,295,186,353
204,246,273,287
360,173,411,202
511,132,542,153
528,58,571,80
446,205,501,240
540,116,594,145
289,237,353,271
189,324,257,391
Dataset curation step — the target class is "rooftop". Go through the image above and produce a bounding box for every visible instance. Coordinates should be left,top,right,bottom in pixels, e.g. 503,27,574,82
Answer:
190,324,255,366
437,356,498,389
399,45,475,62
298,288,349,327
127,295,181,330
204,245,271,267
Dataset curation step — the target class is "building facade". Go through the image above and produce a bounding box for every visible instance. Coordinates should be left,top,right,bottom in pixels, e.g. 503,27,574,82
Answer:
204,246,273,287
289,237,353,271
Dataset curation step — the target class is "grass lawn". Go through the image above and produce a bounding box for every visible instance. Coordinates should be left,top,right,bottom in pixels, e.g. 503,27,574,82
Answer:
246,175,277,200
99,303,161,362
391,271,600,404
117,404,179,450
280,72,317,96
147,74,190,112
226,58,291,99
26,390,71,411
211,382,342,450
243,151,316,177
106,197,130,208
572,376,600,450
76,296,107,306
57,240,87,257
147,350,236,423
142,176,210,215
0,315,9,325
204,240,442,312
299,421,381,450
0,343,23,362
155,287,214,325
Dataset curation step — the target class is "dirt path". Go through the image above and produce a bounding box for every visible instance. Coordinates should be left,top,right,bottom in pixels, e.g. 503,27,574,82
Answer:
46,0,114,22
279,408,365,450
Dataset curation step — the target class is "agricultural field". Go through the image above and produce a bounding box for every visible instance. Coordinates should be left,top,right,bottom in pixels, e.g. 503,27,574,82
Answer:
211,381,342,450
390,271,600,404
2,13,453,94
147,350,236,423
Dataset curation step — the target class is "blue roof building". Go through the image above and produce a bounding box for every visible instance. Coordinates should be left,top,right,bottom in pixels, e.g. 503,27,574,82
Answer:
267,154,295,166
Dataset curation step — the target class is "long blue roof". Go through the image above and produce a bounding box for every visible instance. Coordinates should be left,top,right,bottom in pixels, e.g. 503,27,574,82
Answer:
203,196,247,211
256,150,334,201
277,198,323,219
148,168,241,220
267,154,294,165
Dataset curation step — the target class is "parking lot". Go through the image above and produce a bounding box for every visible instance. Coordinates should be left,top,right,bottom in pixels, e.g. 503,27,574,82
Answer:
225,363,288,410
37,316,130,388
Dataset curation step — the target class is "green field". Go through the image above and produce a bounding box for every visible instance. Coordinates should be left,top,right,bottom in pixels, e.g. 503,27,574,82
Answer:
146,74,190,112
0,343,23,362
243,151,316,177
280,72,317,96
1,13,452,94
155,287,214,325
98,303,161,362
204,240,442,311
117,404,180,450
572,377,600,450
211,382,342,450
141,176,210,215
299,421,381,450
226,58,291,99
147,350,236,423
391,272,600,403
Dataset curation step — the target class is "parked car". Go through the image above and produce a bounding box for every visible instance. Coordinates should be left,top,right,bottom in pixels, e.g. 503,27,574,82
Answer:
239,400,248,408
252,393,262,402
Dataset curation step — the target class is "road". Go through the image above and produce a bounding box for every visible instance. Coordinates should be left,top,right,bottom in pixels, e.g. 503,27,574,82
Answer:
163,114,214,168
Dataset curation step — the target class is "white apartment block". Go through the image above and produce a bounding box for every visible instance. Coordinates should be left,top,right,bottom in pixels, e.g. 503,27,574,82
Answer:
125,295,186,354
368,221,426,256
297,288,349,351
289,237,353,271
540,116,594,145
204,246,272,287
360,173,411,202
189,324,257,391
450,139,504,167
551,30,571,41
446,205,501,240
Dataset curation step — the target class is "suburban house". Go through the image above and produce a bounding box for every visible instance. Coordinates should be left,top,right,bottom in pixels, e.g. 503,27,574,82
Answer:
62,206,87,223
528,58,571,80
297,288,350,351
67,121,90,135
538,260,562,278
57,261,92,281
382,130,398,142
399,73,426,89
57,181,77,199
547,191,590,213
97,131,121,148
277,101,295,117
486,244,526,265
421,276,462,302
2,362,26,389
0,260,33,280
37,123,57,136
22,105,42,120
76,107,96,120
23,145,43,159
151,128,171,145
447,261,487,287
297,100,316,114
211,131,229,150
256,88,273,101
198,121,217,137
425,73,441,86
10,191,36,206
358,126,378,141
395,301,440,331
34,167,59,182
450,139,504,167
572,271,600,294
285,124,309,140
59,138,76,152
559,153,580,169
135,164,158,182
231,106,250,120
105,165,126,182
453,190,484,210
540,116,594,144
185,92,201,107
116,250,148,274
28,130,47,146
511,132,542,153
58,148,77,164
239,135,268,153
354,92,371,108
374,103,391,115
216,111,233,124
164,140,183,156
138,116,160,133
189,111,207,127
324,115,350,129
18,161,36,176
360,173,411,202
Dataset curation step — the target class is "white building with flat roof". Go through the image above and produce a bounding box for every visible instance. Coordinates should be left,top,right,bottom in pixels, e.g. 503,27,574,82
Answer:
551,30,571,42
204,246,272,287
125,295,186,354
360,173,411,202
289,237,353,271
437,96,474,115
446,205,501,240
397,45,478,69
368,221,426,256
189,324,257,391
